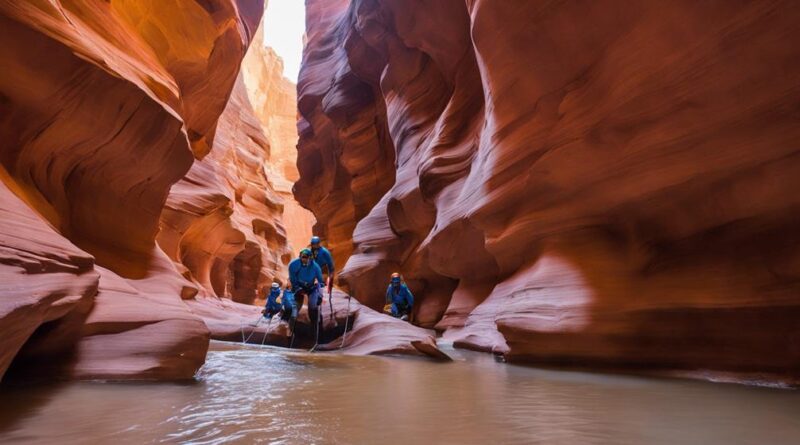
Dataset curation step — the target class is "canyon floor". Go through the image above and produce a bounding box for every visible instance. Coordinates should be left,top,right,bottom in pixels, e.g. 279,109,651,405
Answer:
1,341,799,445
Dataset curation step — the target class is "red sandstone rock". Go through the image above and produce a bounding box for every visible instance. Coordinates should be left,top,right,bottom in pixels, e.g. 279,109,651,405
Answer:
159,20,314,336
158,74,292,305
241,26,315,255
317,290,447,359
0,174,98,381
73,256,210,380
0,0,263,380
185,290,265,342
296,0,800,380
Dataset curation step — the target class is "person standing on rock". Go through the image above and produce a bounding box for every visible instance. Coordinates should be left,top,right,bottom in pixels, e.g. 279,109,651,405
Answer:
385,272,414,321
262,282,282,319
289,248,326,340
280,284,298,342
309,235,335,288
310,235,337,327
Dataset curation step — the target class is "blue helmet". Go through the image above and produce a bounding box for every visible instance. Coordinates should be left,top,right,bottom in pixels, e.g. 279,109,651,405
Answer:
300,248,312,258
310,235,321,245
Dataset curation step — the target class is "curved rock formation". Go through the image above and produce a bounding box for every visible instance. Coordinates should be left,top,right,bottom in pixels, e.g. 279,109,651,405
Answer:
0,169,98,379
242,34,316,253
0,0,263,380
296,0,800,380
319,293,448,360
158,73,292,305
231,288,449,360
158,21,316,314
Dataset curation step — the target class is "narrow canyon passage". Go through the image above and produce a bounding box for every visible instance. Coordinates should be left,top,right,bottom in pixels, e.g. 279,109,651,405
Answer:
1,0,800,443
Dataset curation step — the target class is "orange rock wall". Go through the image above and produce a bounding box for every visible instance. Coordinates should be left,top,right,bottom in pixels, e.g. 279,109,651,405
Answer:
241,26,315,256
158,18,317,309
0,0,263,380
158,73,292,305
296,0,800,380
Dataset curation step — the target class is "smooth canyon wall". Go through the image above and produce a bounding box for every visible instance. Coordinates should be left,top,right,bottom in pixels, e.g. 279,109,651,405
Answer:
295,0,800,380
0,0,303,381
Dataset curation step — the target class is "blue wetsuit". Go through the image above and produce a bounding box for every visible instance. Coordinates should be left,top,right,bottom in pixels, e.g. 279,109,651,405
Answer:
386,284,414,317
281,288,298,320
264,288,282,317
288,258,324,309
311,246,335,277
289,257,325,336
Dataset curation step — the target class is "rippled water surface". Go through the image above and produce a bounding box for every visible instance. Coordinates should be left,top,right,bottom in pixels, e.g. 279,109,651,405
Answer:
1,341,799,444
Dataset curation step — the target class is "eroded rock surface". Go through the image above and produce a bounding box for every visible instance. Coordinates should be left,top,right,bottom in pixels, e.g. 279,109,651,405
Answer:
233,289,447,359
0,0,263,380
0,172,98,379
241,30,315,255
159,22,316,308
296,0,800,380
158,74,292,305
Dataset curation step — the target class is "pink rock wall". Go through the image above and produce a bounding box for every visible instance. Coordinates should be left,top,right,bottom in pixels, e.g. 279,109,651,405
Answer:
295,0,800,380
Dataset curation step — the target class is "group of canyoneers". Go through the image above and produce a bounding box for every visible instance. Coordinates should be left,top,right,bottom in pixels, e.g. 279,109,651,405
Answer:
260,236,415,341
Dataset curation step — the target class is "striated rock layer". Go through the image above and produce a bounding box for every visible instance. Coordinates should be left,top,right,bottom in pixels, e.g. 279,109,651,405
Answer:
0,0,263,380
232,288,449,360
295,0,800,381
158,18,316,314
158,72,292,306
241,25,315,256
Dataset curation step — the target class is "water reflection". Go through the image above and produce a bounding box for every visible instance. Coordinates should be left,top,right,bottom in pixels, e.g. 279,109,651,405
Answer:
1,341,799,444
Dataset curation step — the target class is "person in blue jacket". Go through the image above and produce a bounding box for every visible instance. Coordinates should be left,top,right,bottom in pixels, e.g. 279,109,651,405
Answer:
279,284,298,342
262,282,282,318
386,272,414,321
280,284,298,322
309,236,335,286
288,248,325,338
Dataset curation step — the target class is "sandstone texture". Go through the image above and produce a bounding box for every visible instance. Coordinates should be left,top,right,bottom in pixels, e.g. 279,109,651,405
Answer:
0,0,264,380
242,26,315,255
159,22,316,309
295,0,800,380
235,289,448,360
158,73,292,306
320,290,445,359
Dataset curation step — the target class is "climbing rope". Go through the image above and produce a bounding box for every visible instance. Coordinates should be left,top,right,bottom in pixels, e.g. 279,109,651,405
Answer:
242,316,263,344
289,316,297,348
309,304,322,352
339,294,352,350
260,315,274,346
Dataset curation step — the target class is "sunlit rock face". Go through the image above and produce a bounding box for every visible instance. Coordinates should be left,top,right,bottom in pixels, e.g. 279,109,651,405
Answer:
0,0,263,380
158,73,292,306
158,19,317,311
296,0,800,379
241,25,315,256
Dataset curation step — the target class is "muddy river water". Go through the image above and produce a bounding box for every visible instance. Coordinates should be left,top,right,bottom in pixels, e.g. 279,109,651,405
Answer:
1,341,799,444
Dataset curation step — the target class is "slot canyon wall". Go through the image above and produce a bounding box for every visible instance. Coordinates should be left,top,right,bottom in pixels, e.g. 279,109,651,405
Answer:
157,21,313,307
295,0,800,380
240,26,315,256
0,0,304,381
